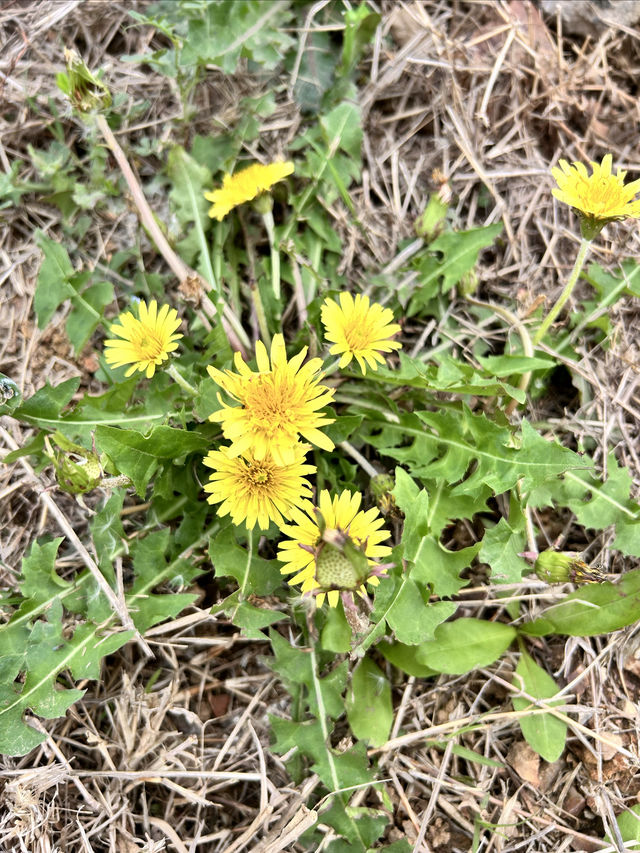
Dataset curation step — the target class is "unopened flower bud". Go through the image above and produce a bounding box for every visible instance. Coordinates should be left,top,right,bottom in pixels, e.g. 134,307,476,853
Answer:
534,550,606,584
45,433,102,495
57,48,112,114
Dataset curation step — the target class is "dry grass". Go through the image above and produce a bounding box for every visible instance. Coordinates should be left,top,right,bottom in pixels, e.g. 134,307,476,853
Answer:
2,1,640,850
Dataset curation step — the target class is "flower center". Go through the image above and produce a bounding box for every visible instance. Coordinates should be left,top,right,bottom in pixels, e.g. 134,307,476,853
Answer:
344,323,375,352
244,461,272,489
133,327,164,360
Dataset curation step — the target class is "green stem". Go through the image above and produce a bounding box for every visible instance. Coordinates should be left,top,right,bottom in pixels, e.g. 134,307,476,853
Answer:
99,474,132,489
166,362,198,396
533,237,591,346
309,644,340,793
251,283,271,347
262,209,281,301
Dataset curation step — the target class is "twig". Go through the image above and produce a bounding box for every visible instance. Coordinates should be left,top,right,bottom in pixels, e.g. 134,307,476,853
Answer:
95,114,248,355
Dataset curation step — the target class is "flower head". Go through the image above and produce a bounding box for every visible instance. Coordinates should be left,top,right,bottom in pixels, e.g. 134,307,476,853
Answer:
552,154,640,239
321,292,401,374
103,300,182,378
207,334,335,465
203,444,315,531
204,160,294,221
278,490,392,607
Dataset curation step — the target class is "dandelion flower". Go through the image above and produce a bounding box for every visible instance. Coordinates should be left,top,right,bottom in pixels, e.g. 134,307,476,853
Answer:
321,292,401,374
207,333,335,465
278,489,392,607
205,160,294,221
552,154,640,239
103,300,182,378
203,444,315,531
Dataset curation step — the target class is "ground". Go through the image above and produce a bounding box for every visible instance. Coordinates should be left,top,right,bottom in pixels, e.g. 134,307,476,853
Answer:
2,1,640,851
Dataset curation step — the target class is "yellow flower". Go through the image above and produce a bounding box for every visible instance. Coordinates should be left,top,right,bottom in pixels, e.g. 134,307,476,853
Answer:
103,300,182,378
204,160,294,221
207,334,335,465
552,154,640,238
321,292,401,374
203,444,315,531
278,489,392,607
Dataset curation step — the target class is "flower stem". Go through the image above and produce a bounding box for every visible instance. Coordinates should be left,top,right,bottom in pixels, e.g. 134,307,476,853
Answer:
167,362,198,396
100,474,132,489
533,237,591,346
339,441,378,479
251,283,271,348
262,209,281,301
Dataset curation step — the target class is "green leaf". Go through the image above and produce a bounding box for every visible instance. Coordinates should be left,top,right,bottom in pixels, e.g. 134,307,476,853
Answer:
614,805,640,845
476,354,556,376
372,353,526,402
320,800,387,850
520,569,640,637
408,223,503,314
268,631,347,720
0,598,133,756
479,503,529,584
127,530,200,633
209,526,282,596
369,409,584,499
393,468,478,595
377,641,437,677
33,230,75,328
231,602,284,639
345,657,392,747
12,377,81,426
65,279,113,354
417,619,516,674
385,577,457,645
321,603,352,653
96,425,209,495
512,650,566,762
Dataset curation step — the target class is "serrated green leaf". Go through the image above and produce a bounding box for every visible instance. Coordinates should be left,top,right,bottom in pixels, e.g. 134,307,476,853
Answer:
417,618,516,674
96,425,209,495
12,377,81,425
321,800,387,850
372,353,525,402
0,598,133,756
33,230,75,328
512,650,566,762
479,505,529,584
268,630,347,720
385,577,457,645
345,657,392,747
408,223,502,314
520,569,640,637
209,526,282,596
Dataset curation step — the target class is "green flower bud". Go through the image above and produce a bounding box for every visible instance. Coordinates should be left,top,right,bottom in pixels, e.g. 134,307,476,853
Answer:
534,550,606,584
57,48,112,114
370,473,399,517
45,433,103,495
415,194,448,241
459,268,479,297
